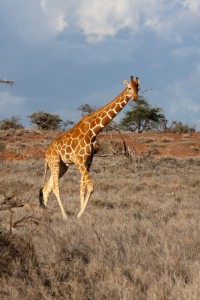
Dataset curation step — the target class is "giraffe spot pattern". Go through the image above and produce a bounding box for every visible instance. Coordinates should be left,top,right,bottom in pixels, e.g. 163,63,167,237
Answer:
41,76,140,219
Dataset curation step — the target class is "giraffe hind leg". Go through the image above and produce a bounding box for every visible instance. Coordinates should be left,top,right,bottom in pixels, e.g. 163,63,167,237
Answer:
42,176,54,207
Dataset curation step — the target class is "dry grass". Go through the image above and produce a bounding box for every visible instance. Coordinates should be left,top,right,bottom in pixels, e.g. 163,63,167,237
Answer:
0,155,200,299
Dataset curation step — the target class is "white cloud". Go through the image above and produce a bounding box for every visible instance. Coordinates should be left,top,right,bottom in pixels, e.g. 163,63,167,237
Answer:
40,0,48,12
88,0,199,44
37,0,200,43
183,0,200,11
1,0,199,45
0,92,26,116
76,0,138,43
1,0,200,129
142,1,200,44
51,14,67,32
161,63,200,128
40,0,68,32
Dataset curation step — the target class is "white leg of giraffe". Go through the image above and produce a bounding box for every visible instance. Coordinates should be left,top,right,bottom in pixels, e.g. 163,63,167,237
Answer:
42,161,68,221
79,178,86,210
75,161,93,218
51,163,68,221
76,152,95,218
52,182,68,221
77,174,93,219
43,176,54,207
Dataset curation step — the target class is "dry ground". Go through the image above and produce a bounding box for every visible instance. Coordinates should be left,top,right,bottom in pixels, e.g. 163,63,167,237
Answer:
0,130,200,299
1,129,200,160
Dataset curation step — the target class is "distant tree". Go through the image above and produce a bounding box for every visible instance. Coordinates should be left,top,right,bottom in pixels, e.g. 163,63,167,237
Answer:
0,116,24,130
77,103,98,117
119,96,166,133
28,111,74,131
164,121,196,133
61,120,74,131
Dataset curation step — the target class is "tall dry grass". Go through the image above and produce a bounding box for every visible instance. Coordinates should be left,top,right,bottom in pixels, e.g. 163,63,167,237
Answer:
0,155,200,299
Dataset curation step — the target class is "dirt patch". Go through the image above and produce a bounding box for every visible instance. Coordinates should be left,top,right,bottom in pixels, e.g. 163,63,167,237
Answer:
1,129,200,161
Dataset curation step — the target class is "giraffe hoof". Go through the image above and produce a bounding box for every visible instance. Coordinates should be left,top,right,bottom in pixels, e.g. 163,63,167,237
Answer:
62,214,68,221
77,211,83,219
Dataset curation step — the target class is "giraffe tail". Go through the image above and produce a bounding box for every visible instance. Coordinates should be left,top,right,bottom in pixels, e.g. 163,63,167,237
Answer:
39,161,48,208
39,187,45,208
43,160,48,186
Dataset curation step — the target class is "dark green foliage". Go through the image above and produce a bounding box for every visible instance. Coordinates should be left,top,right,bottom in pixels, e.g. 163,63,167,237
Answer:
119,96,166,132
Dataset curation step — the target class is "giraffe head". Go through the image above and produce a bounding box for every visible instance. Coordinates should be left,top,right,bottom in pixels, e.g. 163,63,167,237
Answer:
123,76,140,102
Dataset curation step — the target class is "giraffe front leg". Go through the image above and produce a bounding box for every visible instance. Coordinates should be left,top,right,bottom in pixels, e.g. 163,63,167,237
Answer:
52,181,68,221
51,163,68,221
77,177,93,219
75,158,94,219
80,178,86,210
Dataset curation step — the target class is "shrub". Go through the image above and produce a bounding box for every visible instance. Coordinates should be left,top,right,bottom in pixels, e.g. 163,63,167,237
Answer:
165,121,196,133
28,111,65,131
0,116,24,130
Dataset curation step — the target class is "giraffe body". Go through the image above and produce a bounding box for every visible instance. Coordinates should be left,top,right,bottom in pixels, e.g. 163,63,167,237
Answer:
39,76,140,220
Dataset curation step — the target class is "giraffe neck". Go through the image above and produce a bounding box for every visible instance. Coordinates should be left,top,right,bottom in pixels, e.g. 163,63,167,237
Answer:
86,88,130,135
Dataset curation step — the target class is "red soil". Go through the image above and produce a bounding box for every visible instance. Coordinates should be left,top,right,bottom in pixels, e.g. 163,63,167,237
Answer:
1,129,200,161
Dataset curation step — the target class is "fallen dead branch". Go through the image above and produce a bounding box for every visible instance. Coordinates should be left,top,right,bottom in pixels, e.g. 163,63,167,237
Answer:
0,202,53,234
0,204,24,211
8,210,40,234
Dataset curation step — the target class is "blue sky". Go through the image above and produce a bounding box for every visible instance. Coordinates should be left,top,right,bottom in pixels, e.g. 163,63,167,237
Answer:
0,0,200,129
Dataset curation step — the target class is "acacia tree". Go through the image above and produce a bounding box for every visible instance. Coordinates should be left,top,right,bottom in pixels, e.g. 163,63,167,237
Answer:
119,96,166,132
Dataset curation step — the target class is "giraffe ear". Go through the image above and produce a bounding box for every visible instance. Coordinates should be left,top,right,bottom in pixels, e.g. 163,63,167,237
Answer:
123,80,129,87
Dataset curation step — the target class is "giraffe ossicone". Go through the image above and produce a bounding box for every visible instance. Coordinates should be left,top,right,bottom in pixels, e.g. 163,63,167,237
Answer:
39,75,140,220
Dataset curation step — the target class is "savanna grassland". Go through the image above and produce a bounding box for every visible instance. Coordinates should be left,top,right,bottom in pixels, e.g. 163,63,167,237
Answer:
0,130,200,300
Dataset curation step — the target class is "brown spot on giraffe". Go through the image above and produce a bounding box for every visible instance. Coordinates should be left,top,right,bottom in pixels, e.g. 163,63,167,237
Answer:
39,76,140,220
